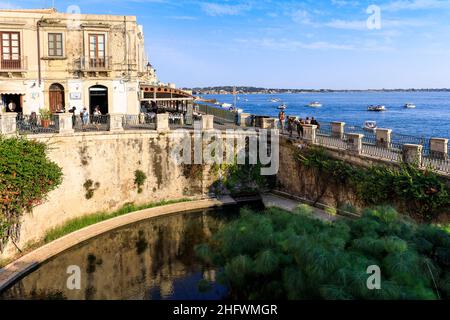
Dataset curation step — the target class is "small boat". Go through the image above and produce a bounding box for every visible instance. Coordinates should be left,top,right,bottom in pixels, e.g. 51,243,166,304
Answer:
404,103,416,109
368,105,386,112
277,104,287,110
221,103,233,108
364,121,377,131
270,98,281,103
307,102,322,108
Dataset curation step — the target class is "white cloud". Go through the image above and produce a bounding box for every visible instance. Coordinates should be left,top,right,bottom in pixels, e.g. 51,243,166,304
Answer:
167,15,197,20
201,3,251,16
325,19,367,30
331,0,359,7
291,9,313,25
383,0,450,11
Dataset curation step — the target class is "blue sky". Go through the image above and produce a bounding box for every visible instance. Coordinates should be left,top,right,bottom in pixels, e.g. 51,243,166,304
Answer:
4,0,450,89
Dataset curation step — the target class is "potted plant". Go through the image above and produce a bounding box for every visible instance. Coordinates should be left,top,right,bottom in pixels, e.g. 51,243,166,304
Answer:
39,108,52,128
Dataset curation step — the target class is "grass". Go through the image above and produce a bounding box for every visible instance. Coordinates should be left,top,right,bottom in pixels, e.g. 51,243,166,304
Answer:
43,198,192,243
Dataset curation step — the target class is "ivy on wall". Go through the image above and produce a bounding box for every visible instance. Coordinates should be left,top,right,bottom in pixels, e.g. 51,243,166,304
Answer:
211,161,275,196
0,136,63,252
295,147,450,222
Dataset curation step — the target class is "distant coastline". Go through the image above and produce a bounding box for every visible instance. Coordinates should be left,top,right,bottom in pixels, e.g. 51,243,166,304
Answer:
185,86,450,95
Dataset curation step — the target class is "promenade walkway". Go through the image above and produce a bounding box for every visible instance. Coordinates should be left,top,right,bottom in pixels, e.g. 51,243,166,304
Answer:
261,193,338,222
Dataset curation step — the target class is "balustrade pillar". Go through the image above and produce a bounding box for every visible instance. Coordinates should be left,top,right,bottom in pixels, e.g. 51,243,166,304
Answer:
402,144,423,165
430,138,449,160
347,133,363,154
0,112,17,136
156,113,170,132
376,128,392,148
54,113,74,134
107,114,124,132
331,122,345,139
303,124,317,143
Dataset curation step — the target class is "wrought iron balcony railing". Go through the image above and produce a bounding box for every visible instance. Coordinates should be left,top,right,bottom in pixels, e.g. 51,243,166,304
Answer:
80,56,112,71
0,56,27,71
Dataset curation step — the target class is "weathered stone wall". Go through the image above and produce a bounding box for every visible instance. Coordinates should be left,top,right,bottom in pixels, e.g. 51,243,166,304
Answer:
276,138,361,210
276,137,450,219
1,131,212,260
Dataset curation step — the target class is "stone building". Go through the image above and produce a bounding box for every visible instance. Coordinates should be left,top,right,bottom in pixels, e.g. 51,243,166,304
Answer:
0,8,158,115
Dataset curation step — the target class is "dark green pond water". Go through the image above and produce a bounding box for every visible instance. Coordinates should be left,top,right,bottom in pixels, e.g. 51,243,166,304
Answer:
1,204,259,300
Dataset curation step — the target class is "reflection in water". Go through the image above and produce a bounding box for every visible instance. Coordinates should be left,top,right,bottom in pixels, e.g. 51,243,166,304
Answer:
1,206,248,300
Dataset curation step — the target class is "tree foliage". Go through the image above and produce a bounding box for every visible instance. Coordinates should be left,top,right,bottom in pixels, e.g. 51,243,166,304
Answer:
0,136,63,251
197,206,450,300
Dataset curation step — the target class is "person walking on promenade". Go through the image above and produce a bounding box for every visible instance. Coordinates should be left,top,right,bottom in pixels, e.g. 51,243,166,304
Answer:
93,106,102,130
81,107,89,130
69,107,77,127
279,111,286,133
296,118,304,139
30,112,38,132
311,117,320,130
287,117,295,138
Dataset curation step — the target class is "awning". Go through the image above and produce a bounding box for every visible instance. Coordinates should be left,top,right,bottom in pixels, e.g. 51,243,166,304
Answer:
0,83,26,95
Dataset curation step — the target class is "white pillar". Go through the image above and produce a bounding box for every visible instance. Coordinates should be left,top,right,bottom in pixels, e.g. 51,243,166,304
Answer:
402,144,423,165
430,138,448,159
156,113,169,132
54,113,74,134
376,128,392,148
303,124,317,143
331,122,345,139
0,112,17,136
107,114,124,132
347,133,363,154
197,115,214,130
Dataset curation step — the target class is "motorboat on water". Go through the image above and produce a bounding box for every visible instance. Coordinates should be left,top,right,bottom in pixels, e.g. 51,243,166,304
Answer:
307,101,322,108
278,104,287,110
404,103,416,109
364,121,377,131
221,103,233,108
270,98,281,103
368,105,386,112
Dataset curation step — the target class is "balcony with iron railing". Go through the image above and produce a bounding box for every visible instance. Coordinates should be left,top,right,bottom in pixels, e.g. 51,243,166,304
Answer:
0,56,27,71
79,56,112,71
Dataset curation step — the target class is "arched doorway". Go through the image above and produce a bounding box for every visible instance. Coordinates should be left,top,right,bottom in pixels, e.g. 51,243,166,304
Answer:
89,85,108,114
49,83,65,113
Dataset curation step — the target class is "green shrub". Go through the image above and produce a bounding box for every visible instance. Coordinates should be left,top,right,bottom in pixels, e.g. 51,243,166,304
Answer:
134,170,147,194
0,136,63,251
197,206,450,300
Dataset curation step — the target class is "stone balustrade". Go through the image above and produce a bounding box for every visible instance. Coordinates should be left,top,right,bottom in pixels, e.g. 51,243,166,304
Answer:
331,122,345,139
2,111,449,174
376,128,392,148
0,112,17,135
402,144,423,165
430,138,449,160
303,124,317,143
347,133,363,154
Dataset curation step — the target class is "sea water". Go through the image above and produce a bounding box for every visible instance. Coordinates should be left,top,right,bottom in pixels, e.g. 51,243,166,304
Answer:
202,91,450,139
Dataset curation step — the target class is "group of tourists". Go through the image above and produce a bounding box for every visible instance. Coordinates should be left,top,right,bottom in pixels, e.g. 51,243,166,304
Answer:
279,111,321,138
68,106,103,130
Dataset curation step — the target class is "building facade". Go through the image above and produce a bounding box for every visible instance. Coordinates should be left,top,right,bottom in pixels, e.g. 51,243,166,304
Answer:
0,8,158,115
